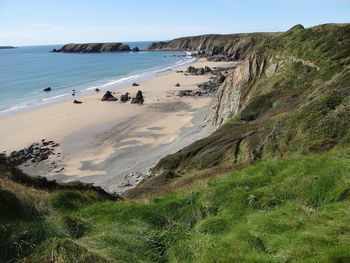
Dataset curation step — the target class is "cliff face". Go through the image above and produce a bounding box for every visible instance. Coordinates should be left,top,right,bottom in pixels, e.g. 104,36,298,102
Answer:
154,23,350,170
52,42,131,53
148,33,276,60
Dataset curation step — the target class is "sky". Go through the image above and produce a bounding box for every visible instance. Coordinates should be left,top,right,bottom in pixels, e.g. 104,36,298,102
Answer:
0,0,349,46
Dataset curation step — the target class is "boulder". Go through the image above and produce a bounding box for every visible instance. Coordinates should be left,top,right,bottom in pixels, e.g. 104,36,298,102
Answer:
73,100,82,104
101,91,118,101
175,83,181,87
131,90,144,104
132,82,140,86
95,88,100,92
120,92,130,102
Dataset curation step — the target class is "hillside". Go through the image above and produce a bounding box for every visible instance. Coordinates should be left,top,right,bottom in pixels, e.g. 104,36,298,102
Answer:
148,23,350,176
52,42,131,53
1,23,350,262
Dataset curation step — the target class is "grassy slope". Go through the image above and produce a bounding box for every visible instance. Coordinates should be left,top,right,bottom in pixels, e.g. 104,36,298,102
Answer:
1,150,350,262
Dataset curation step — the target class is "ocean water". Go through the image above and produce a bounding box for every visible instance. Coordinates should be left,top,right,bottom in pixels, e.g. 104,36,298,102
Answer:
0,41,194,116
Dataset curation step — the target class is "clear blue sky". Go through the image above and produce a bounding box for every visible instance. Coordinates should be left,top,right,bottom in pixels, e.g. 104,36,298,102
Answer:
0,0,349,46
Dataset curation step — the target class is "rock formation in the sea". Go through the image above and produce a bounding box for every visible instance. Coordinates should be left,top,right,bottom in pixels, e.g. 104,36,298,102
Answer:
120,92,130,102
132,47,140,52
148,33,274,61
101,91,118,101
0,46,16,49
52,42,131,53
43,87,52,92
131,90,144,104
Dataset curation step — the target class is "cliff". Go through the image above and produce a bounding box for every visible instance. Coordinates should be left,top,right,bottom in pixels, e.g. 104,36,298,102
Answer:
148,33,277,60
52,42,131,53
152,23,350,171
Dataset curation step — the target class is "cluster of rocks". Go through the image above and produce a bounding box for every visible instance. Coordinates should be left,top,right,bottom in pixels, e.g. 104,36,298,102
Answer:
8,140,60,166
193,50,236,62
177,67,228,97
186,66,212,75
197,73,226,90
101,90,144,104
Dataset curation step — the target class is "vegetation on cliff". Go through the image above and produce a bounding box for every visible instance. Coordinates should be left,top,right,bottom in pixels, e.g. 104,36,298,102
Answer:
52,42,131,53
1,23,350,262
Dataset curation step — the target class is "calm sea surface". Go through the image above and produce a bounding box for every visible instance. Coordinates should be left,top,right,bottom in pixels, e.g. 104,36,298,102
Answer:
0,41,193,116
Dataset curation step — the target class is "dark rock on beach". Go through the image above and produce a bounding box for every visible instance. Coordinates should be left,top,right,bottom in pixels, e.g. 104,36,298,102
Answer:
186,66,212,75
120,92,130,102
73,100,82,104
131,90,144,104
132,82,140,86
101,91,118,101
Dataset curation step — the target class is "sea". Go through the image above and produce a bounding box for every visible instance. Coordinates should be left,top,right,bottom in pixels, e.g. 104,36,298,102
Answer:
0,41,194,116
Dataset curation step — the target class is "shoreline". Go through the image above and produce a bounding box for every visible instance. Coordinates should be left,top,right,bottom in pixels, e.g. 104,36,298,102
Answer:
0,59,237,193
0,54,195,118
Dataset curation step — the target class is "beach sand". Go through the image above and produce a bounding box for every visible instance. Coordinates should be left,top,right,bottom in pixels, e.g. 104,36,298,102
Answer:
0,59,236,193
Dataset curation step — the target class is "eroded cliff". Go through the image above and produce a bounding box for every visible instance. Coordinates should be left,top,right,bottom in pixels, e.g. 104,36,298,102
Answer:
148,33,276,60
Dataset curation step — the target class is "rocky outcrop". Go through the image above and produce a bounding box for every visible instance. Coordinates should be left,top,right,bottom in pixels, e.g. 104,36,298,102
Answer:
148,33,275,60
131,90,144,104
120,92,130,102
52,42,131,53
101,91,118,101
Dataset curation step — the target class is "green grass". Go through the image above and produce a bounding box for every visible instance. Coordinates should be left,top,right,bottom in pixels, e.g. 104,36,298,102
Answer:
2,150,350,262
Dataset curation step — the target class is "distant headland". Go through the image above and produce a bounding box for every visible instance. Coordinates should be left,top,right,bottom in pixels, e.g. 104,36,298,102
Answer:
0,46,16,49
51,42,140,53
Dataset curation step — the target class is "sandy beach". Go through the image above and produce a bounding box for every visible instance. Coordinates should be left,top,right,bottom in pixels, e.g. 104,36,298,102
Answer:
0,59,236,193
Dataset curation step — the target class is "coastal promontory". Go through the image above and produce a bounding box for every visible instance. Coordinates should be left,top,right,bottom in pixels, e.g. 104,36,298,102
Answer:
0,46,16,49
51,42,131,53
